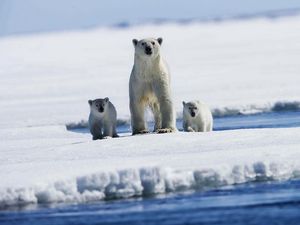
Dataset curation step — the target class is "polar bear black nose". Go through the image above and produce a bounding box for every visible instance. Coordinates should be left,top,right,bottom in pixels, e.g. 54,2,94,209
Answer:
99,106,104,113
191,112,196,117
145,46,152,55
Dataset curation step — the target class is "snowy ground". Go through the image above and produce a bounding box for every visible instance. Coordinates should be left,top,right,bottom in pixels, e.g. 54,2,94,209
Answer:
0,16,300,207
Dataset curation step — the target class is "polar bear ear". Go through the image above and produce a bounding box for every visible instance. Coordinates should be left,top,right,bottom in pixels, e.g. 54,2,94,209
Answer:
104,97,109,103
132,39,138,46
182,101,186,106
157,37,163,45
88,100,93,106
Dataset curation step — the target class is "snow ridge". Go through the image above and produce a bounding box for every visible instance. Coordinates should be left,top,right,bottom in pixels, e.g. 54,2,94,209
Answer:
212,101,300,118
1,162,299,208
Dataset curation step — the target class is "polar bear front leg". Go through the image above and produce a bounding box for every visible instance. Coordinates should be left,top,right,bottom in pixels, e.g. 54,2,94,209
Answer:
112,124,119,138
187,126,195,132
150,102,162,132
103,123,114,138
154,83,176,133
130,98,149,135
90,124,103,140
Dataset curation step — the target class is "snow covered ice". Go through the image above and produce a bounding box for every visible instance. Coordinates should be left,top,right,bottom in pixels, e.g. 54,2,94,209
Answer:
1,15,300,207
1,127,300,207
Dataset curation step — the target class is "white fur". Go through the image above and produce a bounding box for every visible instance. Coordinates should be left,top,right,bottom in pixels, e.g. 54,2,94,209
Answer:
183,100,213,132
88,98,118,140
129,37,176,135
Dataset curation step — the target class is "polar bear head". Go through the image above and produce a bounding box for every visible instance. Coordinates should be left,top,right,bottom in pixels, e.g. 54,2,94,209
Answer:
132,37,163,59
88,98,109,116
183,101,199,118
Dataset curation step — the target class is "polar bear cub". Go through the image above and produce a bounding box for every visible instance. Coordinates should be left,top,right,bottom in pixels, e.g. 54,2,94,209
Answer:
129,37,176,135
182,100,213,132
88,97,118,140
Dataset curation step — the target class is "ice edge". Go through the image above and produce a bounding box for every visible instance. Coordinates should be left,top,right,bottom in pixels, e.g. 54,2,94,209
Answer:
1,161,299,208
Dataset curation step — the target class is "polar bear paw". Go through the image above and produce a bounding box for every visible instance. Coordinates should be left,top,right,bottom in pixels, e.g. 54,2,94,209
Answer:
133,130,150,135
187,127,195,132
157,128,175,134
102,136,112,139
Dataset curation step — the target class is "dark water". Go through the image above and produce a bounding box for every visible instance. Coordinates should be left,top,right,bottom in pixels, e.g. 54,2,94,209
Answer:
213,111,300,131
2,111,300,225
1,180,300,225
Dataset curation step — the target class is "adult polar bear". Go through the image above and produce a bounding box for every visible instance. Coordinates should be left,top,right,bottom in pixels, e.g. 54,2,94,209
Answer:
129,37,176,135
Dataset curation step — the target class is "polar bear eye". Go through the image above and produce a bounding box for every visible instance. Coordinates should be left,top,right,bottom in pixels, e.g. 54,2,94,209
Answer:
151,41,155,45
194,107,197,110
141,42,145,46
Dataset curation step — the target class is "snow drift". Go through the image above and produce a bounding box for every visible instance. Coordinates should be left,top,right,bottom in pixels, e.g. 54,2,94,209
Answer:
1,161,300,207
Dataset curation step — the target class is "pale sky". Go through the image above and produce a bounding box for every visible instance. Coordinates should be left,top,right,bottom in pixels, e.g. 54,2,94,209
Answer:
1,0,300,35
